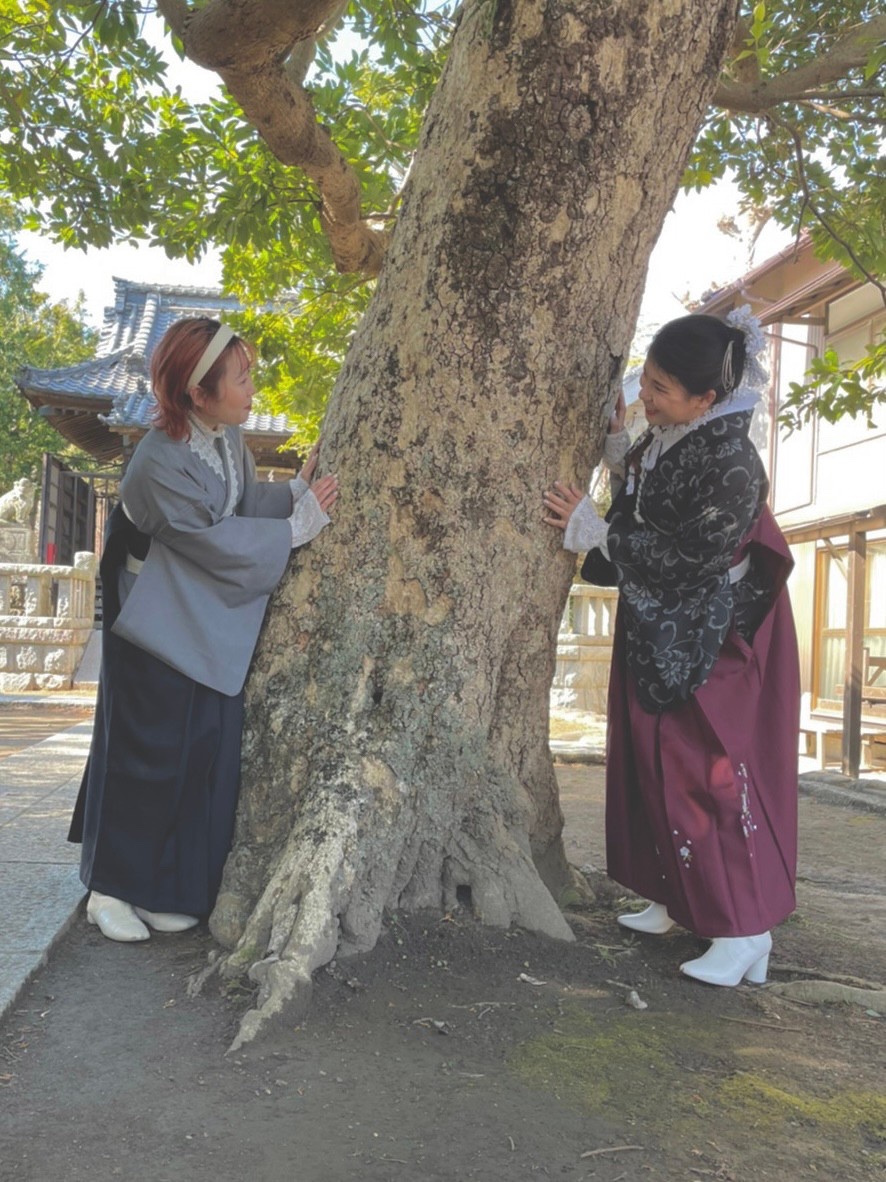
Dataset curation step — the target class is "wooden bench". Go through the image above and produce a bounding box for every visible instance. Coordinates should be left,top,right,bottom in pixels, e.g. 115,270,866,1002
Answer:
800,692,886,770
799,716,844,769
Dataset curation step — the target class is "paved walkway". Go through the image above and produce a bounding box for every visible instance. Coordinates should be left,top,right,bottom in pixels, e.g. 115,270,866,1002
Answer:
1,694,884,1026
0,697,95,1020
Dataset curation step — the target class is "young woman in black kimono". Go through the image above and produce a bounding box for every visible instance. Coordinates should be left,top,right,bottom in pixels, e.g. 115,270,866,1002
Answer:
544,309,800,987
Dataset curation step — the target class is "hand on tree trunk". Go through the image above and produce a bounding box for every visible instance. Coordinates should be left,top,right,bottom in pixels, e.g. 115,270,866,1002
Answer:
543,482,585,531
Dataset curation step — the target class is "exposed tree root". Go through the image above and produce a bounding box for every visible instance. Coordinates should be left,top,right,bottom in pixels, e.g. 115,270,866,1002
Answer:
769,963,884,990
190,780,573,1050
767,979,886,1009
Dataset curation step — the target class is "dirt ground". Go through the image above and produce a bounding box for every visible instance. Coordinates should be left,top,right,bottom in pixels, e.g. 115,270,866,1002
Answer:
1,762,884,1182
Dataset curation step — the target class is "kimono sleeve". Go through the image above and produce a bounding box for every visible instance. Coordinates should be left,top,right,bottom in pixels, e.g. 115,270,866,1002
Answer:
121,446,291,606
601,428,631,499
235,433,294,519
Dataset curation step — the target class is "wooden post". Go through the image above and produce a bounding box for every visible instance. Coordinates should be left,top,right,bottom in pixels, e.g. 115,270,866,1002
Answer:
842,526,866,777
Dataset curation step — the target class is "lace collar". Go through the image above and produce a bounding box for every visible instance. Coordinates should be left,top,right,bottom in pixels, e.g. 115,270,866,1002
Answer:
187,414,240,517
630,406,751,524
640,400,754,471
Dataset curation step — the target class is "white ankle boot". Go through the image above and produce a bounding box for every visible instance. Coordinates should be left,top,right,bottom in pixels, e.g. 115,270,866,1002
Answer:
134,908,199,933
617,901,675,934
86,892,150,942
680,932,772,986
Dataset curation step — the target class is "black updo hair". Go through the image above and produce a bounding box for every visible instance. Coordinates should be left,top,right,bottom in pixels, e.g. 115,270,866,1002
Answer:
648,314,747,405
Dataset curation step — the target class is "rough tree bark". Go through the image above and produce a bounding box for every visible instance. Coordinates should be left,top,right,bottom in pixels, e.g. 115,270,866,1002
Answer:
201,0,740,1049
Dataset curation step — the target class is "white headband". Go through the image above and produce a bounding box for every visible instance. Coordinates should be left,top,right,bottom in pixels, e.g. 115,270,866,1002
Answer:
187,323,235,389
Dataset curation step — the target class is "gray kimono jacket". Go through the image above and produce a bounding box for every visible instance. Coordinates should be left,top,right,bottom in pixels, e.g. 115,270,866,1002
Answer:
112,421,296,696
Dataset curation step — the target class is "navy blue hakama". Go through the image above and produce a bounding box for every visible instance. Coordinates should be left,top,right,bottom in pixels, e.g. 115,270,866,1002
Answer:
68,507,244,917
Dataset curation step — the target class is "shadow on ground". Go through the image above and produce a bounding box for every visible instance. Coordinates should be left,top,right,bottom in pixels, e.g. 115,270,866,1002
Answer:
1,763,884,1182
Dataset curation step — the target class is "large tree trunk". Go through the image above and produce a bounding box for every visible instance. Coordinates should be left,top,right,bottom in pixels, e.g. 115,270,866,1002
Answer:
205,0,738,1049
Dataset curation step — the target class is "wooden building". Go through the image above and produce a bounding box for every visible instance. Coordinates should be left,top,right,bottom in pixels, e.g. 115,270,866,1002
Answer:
700,235,885,777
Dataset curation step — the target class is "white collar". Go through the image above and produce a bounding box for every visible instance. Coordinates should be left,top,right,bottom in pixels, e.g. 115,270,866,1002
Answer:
188,412,226,440
186,415,240,516
641,399,754,469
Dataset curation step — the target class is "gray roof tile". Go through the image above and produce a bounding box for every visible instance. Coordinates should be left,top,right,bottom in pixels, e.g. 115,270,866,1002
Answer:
19,278,295,438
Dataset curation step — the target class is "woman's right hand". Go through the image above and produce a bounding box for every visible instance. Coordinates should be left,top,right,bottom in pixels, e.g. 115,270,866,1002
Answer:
609,390,626,434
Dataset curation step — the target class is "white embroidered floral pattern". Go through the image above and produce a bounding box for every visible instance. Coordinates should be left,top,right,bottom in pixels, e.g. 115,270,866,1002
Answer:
634,416,715,522
738,762,757,846
673,828,694,868
611,413,766,711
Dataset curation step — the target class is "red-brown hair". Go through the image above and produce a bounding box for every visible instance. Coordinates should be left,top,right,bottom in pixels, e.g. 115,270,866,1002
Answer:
150,318,256,440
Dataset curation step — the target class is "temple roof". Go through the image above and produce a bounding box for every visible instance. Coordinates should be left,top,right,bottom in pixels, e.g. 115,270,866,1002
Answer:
16,278,299,468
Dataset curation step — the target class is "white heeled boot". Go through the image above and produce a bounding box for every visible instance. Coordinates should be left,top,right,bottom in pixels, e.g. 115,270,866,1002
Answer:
134,908,199,933
86,892,150,942
617,901,675,934
680,932,772,986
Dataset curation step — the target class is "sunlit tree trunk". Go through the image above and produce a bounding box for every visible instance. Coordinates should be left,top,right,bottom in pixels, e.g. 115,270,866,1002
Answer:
204,0,738,1049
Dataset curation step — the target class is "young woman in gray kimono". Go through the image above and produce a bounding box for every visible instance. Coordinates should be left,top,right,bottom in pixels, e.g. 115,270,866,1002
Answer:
544,309,799,988
69,318,339,943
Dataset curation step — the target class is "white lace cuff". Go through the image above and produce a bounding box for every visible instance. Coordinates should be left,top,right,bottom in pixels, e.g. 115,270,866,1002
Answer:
563,496,610,556
289,489,331,548
289,475,310,504
602,428,631,469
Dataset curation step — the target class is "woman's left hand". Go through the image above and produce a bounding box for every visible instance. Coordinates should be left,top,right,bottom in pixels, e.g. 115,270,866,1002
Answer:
543,481,585,531
298,439,321,484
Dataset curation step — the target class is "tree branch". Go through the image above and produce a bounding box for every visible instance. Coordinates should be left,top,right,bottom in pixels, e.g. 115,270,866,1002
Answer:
714,14,886,114
773,113,886,302
798,88,886,102
155,0,387,277
162,0,345,63
154,0,188,37
801,98,884,121
284,0,350,88
723,16,760,85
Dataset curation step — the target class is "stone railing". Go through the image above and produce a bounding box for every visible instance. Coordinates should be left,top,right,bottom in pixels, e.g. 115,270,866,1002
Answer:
0,553,97,691
552,583,618,714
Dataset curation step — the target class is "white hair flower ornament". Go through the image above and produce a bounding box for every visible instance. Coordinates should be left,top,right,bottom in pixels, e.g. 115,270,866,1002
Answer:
725,304,770,394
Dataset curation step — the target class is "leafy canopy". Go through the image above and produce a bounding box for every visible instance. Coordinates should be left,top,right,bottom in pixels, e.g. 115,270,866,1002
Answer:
0,1,883,431
0,205,96,486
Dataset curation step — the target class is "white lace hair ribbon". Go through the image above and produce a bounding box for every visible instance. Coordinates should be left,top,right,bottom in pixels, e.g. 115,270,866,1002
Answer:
724,304,770,406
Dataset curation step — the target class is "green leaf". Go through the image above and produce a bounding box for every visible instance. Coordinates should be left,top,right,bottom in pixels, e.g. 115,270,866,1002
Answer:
1,0,882,426
0,209,97,484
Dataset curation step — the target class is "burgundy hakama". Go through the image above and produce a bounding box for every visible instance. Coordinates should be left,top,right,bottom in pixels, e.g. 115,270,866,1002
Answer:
605,507,800,937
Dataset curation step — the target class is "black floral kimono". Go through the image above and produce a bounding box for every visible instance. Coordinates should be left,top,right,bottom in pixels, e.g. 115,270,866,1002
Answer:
584,411,800,938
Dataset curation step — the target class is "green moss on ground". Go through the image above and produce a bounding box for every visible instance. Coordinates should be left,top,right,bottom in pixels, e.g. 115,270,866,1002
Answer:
720,1073,886,1140
509,1005,886,1168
